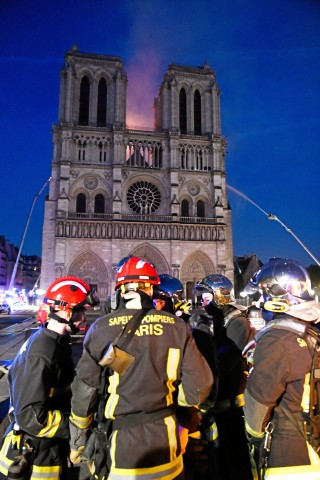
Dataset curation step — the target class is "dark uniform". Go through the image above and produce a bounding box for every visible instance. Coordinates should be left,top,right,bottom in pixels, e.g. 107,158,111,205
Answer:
205,302,254,480
244,315,320,479
70,301,214,480
0,326,74,479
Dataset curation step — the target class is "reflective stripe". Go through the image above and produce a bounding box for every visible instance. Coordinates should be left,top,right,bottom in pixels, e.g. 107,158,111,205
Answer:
264,464,320,479
108,454,183,480
70,410,93,429
307,442,320,465
30,464,61,479
301,372,310,413
215,393,245,411
110,429,118,467
245,420,265,439
105,373,120,419
164,415,178,462
236,393,245,407
37,410,61,438
0,432,14,475
203,421,218,442
166,348,180,406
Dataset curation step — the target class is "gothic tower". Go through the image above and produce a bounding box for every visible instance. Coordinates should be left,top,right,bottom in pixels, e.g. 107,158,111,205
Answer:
41,46,233,299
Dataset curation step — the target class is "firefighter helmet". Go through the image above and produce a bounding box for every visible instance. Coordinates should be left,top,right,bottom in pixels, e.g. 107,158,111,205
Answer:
153,274,184,314
115,257,160,291
245,258,314,314
115,256,134,274
156,274,184,299
43,276,99,311
194,274,235,306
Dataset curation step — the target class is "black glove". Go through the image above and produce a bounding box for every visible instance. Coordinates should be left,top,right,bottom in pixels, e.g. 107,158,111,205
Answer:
176,406,202,433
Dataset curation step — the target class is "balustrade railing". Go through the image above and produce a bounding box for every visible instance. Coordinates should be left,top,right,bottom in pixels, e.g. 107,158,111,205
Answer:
55,212,225,242
62,212,219,224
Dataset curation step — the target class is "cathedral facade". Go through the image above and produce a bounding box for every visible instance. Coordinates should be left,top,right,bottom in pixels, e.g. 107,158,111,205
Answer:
41,46,234,300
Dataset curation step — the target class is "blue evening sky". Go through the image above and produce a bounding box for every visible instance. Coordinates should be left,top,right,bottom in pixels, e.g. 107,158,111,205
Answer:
0,0,319,267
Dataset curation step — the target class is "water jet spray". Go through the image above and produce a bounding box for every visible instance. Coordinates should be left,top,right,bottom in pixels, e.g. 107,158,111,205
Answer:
227,184,320,267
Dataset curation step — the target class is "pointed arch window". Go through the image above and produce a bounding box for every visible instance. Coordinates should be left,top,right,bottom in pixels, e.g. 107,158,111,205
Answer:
79,76,90,125
97,78,107,126
76,193,86,214
181,199,189,217
94,193,105,214
179,88,187,134
194,90,202,134
197,199,205,217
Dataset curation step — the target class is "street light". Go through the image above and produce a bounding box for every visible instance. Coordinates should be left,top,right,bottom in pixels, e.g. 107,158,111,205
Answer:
9,177,52,291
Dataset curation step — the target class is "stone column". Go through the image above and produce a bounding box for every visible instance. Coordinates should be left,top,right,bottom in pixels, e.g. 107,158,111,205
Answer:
189,89,194,134
212,84,221,135
162,82,169,129
170,78,177,130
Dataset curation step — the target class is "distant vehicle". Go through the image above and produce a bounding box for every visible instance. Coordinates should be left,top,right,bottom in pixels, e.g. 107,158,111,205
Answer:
0,303,11,314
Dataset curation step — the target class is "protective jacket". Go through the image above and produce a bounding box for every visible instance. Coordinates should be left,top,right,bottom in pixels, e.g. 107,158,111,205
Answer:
204,302,254,480
244,315,320,478
0,326,74,480
70,298,213,480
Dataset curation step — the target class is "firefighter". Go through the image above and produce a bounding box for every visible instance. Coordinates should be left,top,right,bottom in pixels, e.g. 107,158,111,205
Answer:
194,274,255,480
243,258,320,479
69,257,214,480
154,274,219,479
0,276,99,480
153,273,192,319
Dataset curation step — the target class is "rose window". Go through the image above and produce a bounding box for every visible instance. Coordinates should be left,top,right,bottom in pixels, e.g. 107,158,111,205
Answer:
127,181,161,214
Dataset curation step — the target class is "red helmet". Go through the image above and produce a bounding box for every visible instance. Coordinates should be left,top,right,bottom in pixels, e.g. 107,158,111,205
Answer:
115,257,160,291
43,276,99,311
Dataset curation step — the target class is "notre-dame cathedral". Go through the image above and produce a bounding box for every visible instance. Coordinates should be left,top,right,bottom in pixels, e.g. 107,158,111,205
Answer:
41,45,234,299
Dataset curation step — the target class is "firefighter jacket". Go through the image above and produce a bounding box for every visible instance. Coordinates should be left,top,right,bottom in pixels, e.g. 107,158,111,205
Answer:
204,302,254,408
0,326,74,479
244,315,320,478
200,302,254,480
70,301,214,480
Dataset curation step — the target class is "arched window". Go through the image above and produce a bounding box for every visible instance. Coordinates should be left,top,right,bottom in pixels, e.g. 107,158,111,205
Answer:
197,200,205,217
79,76,90,125
194,90,201,134
97,78,107,126
76,193,86,213
94,193,105,214
181,199,189,217
179,88,187,134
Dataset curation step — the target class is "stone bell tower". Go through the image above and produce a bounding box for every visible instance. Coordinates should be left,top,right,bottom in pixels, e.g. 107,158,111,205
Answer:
41,46,233,299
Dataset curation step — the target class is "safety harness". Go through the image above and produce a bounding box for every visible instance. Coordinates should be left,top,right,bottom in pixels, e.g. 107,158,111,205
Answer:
255,318,320,477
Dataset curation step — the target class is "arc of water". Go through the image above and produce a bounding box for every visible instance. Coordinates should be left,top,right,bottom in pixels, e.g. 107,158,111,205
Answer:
226,184,320,267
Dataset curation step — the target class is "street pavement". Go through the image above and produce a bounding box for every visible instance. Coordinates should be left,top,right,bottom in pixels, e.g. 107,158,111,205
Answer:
0,308,101,479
